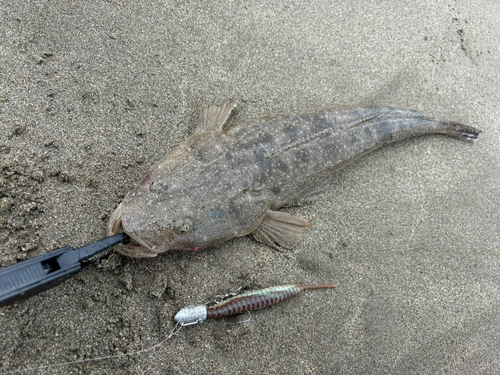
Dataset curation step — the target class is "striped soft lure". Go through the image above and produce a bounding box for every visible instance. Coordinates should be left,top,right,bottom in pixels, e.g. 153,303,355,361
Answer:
173,284,336,326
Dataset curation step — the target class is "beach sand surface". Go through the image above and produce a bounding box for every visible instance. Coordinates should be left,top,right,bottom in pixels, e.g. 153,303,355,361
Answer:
1,1,499,374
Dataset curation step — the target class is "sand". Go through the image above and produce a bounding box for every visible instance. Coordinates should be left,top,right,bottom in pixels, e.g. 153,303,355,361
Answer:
1,1,500,374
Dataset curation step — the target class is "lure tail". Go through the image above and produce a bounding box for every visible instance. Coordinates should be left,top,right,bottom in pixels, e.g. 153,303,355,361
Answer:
299,284,337,291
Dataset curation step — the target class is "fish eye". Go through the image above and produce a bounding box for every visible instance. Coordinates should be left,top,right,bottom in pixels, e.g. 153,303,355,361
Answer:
178,224,190,234
175,219,192,235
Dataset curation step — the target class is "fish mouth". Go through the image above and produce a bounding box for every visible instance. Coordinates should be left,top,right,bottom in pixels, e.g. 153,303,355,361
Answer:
113,235,159,258
107,203,159,258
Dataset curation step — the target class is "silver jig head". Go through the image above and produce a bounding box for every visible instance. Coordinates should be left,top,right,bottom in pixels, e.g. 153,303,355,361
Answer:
174,304,207,326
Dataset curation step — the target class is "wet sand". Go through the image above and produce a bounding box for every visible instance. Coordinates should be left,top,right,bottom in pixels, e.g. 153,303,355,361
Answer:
1,1,500,374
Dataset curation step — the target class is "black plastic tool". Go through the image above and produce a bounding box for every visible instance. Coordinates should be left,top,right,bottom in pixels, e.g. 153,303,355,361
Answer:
0,233,128,307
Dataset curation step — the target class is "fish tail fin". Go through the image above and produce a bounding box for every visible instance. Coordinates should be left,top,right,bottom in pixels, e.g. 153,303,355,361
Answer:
437,120,482,143
377,109,482,143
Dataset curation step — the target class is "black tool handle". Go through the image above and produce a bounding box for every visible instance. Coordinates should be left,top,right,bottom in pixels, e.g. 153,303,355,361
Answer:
0,233,127,307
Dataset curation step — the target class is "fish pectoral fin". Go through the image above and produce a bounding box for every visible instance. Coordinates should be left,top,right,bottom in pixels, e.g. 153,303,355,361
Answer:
195,102,236,134
250,210,309,251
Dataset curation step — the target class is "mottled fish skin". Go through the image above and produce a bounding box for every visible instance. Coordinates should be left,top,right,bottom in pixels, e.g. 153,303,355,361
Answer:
108,106,481,257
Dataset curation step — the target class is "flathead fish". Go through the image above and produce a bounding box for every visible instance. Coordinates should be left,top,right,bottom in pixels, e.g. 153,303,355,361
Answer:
108,104,480,258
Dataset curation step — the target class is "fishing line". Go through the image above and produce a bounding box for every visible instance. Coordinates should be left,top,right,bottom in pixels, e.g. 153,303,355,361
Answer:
1,323,183,374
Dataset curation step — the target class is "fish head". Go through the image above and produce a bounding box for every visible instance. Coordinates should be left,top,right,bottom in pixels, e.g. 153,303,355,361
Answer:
107,137,248,258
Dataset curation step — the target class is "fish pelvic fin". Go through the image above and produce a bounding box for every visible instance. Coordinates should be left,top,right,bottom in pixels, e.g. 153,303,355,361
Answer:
250,210,309,251
195,102,236,134
283,177,332,208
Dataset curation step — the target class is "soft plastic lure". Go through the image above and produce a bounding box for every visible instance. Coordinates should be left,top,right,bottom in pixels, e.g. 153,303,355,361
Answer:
174,284,337,326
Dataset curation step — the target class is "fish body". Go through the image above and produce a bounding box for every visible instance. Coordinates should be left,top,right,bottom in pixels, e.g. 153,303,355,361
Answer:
108,105,480,258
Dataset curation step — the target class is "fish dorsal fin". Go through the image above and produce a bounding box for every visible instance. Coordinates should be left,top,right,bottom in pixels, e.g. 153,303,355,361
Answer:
195,102,236,134
251,210,309,251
